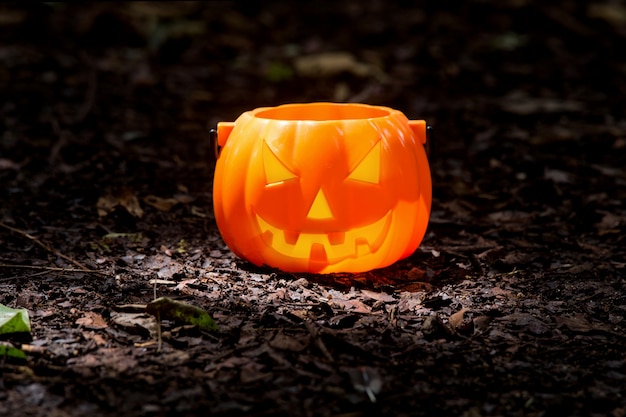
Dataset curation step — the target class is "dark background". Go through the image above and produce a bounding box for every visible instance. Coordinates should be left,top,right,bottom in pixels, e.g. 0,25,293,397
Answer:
1,2,625,416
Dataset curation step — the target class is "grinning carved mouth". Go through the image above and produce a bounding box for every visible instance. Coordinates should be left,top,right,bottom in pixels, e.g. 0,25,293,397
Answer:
255,211,392,265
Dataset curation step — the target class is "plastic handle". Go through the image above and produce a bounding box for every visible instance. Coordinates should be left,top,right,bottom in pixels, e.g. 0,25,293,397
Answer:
408,120,426,145
217,122,235,147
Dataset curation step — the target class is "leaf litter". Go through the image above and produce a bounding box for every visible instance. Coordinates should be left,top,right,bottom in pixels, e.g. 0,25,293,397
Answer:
1,1,626,416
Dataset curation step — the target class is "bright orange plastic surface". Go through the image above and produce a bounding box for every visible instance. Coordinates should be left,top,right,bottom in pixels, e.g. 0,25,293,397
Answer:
213,102,431,274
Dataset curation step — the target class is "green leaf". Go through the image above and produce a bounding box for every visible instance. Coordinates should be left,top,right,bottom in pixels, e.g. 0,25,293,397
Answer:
0,341,27,360
0,304,31,335
266,62,294,83
146,297,218,332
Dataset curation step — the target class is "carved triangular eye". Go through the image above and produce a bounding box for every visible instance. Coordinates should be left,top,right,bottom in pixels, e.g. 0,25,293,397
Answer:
347,142,380,184
264,143,297,185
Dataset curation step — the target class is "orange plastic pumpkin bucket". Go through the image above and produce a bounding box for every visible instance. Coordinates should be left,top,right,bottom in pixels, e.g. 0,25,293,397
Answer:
212,102,431,273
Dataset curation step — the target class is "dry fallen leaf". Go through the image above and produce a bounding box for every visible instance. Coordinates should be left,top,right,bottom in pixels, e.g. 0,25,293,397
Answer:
294,52,372,78
500,313,550,335
328,297,371,314
407,267,427,281
82,330,108,346
67,347,138,373
97,188,144,218
472,315,494,334
75,312,108,330
422,314,454,340
555,314,614,334
269,330,310,352
501,94,584,115
111,312,158,336
144,194,194,212
144,195,180,212
544,168,574,184
0,158,19,170
449,307,469,330
360,289,395,303
587,3,626,26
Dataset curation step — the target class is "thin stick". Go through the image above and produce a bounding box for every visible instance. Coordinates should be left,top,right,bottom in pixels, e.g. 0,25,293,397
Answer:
0,222,94,272
0,264,107,281
0,270,50,282
156,310,162,353
0,264,100,273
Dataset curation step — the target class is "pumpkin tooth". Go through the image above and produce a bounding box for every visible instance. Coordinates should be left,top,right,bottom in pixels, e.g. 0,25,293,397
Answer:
355,237,370,257
328,231,345,245
261,230,274,245
309,243,328,264
283,230,300,245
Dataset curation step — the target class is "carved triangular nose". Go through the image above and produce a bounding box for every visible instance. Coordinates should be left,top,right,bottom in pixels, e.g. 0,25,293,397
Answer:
307,189,333,219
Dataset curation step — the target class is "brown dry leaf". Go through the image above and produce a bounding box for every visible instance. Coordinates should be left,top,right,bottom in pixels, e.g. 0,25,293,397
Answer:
500,313,550,335
487,210,534,224
0,9,27,26
156,263,183,279
555,314,614,334
422,314,454,340
82,330,108,346
472,315,494,334
397,292,423,313
561,263,593,274
67,348,138,373
544,168,574,184
501,92,584,115
594,211,624,234
191,206,207,218
588,3,626,26
111,312,158,336
0,158,19,170
97,188,144,218
294,52,372,78
500,252,530,267
129,2,200,18
118,189,144,218
76,312,108,330
239,360,271,384
328,297,371,313
491,286,515,298
144,195,179,212
144,194,194,212
449,307,469,330
439,200,473,219
96,195,117,217
269,331,310,352
406,267,427,281
360,289,395,303
399,282,433,292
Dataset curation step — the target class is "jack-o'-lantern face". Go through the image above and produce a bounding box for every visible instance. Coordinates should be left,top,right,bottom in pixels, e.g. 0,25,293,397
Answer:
213,103,431,274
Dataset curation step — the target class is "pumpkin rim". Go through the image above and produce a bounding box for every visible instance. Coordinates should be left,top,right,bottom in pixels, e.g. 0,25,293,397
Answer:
253,102,392,121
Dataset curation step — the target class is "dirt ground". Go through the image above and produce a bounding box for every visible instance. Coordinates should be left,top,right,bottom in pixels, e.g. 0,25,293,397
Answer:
1,1,625,416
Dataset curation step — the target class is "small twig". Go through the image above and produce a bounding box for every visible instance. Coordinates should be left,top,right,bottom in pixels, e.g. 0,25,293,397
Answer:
0,222,95,273
156,310,162,353
0,264,107,281
0,270,50,282
0,264,96,273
